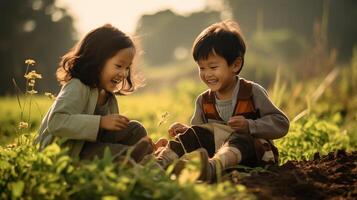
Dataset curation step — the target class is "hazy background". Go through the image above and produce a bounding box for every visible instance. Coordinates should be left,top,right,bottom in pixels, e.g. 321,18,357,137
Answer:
1,0,357,161
0,0,356,95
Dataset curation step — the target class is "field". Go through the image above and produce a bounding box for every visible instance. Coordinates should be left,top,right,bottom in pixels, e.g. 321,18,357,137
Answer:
1,53,357,199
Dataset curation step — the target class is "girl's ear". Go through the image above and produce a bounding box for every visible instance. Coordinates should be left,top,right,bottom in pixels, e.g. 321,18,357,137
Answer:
232,57,242,73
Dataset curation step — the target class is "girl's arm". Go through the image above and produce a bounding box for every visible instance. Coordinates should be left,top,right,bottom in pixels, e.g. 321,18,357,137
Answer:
247,83,290,140
47,79,100,141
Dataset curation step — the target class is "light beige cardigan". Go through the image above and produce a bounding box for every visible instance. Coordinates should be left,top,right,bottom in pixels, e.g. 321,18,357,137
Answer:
34,78,119,158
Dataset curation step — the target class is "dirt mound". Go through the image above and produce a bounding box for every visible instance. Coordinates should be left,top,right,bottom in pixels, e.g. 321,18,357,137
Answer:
237,150,357,200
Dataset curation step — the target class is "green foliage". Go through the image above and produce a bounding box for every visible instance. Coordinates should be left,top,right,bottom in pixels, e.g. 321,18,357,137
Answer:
276,114,351,164
0,136,252,200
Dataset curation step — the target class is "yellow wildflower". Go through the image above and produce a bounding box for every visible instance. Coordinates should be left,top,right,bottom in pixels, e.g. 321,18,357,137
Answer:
25,59,36,66
24,70,42,80
18,122,29,129
158,111,170,126
27,89,38,95
28,79,35,87
6,143,17,148
45,92,56,100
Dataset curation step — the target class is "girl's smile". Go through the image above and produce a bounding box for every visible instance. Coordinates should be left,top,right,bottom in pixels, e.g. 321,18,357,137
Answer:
99,47,135,93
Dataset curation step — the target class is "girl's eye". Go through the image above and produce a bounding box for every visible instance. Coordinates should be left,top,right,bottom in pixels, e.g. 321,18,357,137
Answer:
115,64,122,68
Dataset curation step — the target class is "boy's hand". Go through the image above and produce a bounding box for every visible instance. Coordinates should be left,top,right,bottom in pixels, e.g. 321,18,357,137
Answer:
168,122,189,137
100,114,130,131
227,116,249,134
154,137,168,151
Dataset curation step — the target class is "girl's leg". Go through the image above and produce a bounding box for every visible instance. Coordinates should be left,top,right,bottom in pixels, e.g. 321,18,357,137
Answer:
100,120,148,145
79,138,153,163
79,142,128,161
80,121,152,162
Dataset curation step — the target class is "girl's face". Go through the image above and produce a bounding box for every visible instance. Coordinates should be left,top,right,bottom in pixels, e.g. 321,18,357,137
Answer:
99,47,135,93
197,53,241,100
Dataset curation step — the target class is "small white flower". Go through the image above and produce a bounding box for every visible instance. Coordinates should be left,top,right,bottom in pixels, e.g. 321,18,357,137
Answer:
18,122,29,129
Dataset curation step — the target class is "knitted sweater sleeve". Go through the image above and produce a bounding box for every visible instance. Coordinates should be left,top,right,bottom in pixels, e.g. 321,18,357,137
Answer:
190,95,206,125
247,83,290,140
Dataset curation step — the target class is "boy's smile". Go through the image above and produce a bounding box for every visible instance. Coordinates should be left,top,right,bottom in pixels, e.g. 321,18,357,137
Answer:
198,53,241,100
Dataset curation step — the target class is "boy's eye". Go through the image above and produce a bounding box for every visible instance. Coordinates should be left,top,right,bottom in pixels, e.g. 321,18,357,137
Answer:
210,66,218,69
115,64,122,68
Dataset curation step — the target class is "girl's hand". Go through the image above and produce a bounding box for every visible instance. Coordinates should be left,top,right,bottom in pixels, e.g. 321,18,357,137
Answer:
100,114,130,131
168,122,189,137
227,115,249,134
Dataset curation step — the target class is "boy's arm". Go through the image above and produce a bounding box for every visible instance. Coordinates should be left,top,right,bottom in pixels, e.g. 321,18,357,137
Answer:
168,95,205,137
190,95,206,125
247,83,290,140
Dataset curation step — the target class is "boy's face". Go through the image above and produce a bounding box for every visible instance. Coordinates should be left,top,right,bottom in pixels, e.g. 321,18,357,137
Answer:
197,53,241,99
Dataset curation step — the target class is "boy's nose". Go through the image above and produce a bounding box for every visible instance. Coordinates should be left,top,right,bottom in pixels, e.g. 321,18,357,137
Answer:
205,72,213,79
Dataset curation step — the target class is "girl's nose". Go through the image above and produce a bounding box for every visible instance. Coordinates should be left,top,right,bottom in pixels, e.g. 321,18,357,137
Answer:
123,70,129,78
118,70,127,78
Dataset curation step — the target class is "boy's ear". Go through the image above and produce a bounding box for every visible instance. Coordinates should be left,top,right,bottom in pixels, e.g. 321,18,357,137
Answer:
232,57,243,73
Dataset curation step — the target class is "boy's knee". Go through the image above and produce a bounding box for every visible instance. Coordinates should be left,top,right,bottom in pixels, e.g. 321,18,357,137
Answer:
226,133,257,166
228,133,254,146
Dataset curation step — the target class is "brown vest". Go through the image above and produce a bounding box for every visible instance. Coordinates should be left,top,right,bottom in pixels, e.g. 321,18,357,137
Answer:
202,78,260,122
201,78,279,165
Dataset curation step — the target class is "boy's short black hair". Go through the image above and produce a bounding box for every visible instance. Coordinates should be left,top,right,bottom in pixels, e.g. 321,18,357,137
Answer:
192,20,246,74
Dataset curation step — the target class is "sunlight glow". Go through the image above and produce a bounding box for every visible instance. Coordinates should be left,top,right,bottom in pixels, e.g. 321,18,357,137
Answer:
56,0,206,37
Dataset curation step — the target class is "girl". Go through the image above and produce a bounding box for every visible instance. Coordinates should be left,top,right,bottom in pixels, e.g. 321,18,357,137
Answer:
35,24,153,162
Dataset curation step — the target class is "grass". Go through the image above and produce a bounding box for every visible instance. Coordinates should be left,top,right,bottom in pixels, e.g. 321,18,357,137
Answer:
1,47,357,199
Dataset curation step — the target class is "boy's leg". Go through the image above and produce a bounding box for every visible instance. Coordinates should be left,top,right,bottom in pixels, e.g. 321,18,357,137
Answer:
156,126,215,169
198,133,257,182
223,132,257,167
170,126,215,157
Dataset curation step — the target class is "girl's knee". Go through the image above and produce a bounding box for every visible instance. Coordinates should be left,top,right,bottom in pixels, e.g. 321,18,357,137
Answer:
128,120,147,138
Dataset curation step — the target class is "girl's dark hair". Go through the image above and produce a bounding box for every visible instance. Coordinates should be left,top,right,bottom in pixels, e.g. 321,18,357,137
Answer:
192,20,246,74
57,24,143,95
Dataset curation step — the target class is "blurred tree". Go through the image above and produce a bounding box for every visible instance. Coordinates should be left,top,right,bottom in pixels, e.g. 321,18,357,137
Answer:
135,10,220,66
0,0,76,95
225,0,357,62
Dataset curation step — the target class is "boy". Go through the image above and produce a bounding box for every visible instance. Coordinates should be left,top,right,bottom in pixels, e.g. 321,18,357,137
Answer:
155,20,289,182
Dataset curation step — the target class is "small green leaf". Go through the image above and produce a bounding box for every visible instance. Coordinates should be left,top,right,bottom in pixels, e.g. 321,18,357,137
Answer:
11,181,25,198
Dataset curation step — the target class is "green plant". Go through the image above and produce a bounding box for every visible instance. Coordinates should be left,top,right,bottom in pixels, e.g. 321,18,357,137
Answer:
276,114,351,164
